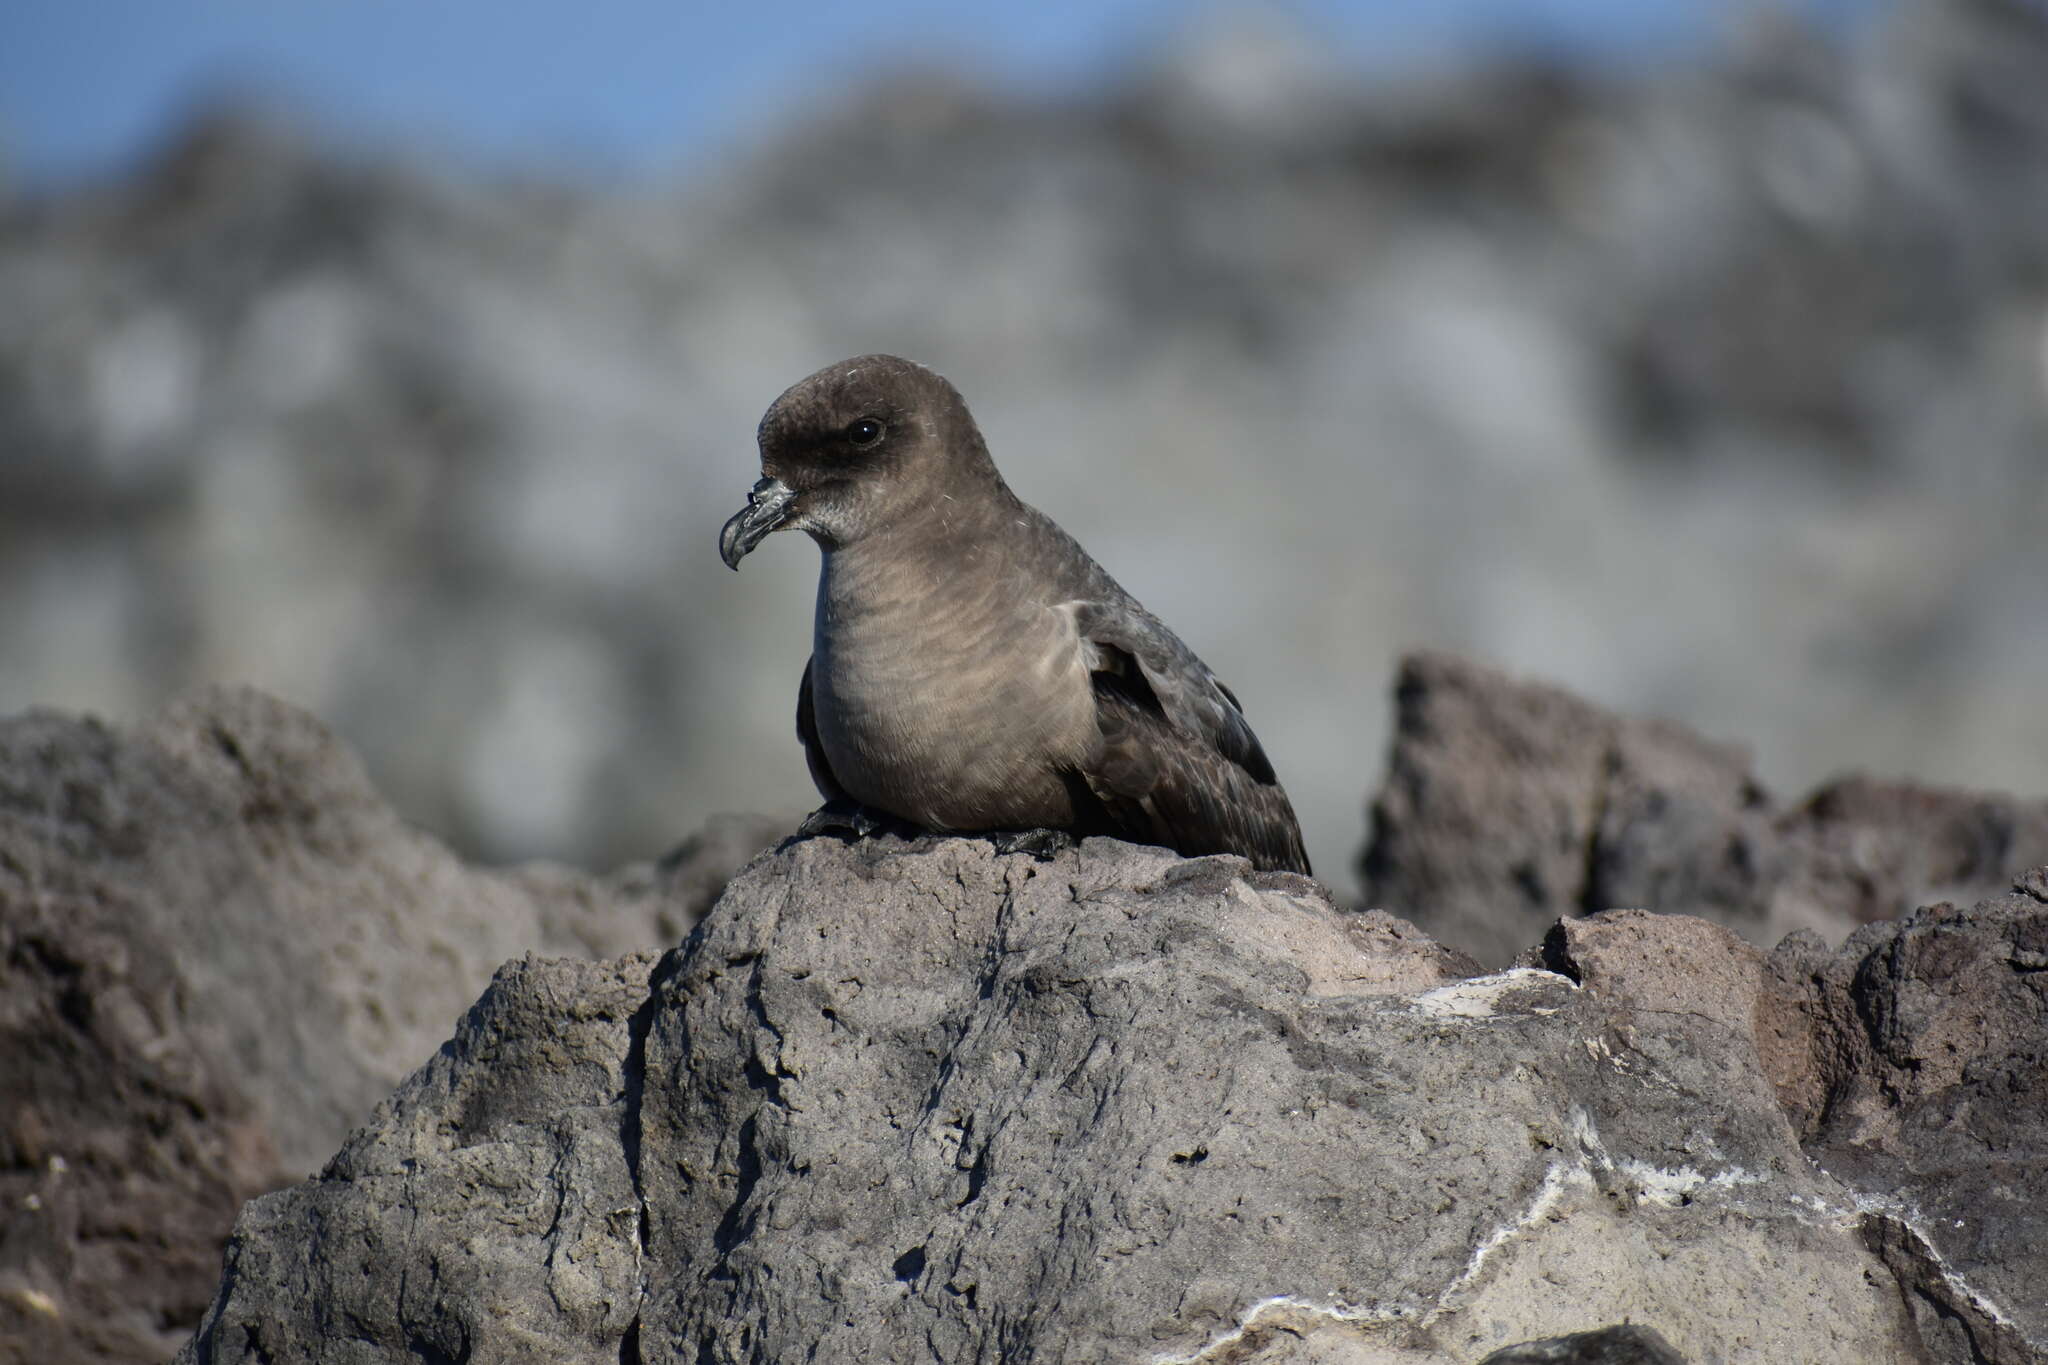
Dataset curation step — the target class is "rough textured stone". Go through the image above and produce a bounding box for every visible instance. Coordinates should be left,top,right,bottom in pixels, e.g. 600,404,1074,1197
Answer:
0,690,765,1365
14,681,2044,1364
1763,881,2048,1364
184,834,1952,1364
1773,777,2048,933
182,954,656,1365
1362,652,2048,964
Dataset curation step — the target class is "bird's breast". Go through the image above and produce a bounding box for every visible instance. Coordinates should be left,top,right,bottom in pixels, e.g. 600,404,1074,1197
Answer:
811,557,1094,831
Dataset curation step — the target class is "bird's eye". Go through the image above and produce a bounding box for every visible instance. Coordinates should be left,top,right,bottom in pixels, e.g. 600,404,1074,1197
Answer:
846,418,884,447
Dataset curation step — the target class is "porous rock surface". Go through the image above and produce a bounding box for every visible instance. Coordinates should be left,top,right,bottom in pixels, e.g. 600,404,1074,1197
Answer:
183,828,2047,1363
1362,651,2048,965
10,680,2045,1364
1762,873,2048,1365
0,689,770,1365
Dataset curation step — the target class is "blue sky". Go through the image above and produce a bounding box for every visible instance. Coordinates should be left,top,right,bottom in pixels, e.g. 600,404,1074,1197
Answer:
2,0,1879,185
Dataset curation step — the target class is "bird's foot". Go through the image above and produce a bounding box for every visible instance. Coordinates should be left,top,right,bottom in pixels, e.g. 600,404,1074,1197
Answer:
798,800,907,842
985,827,1077,861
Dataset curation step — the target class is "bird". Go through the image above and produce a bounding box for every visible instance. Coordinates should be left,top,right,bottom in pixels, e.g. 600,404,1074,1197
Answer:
719,354,1310,875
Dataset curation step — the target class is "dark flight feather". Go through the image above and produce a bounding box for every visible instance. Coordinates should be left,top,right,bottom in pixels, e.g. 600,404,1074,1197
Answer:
1073,630,1310,875
795,658,849,806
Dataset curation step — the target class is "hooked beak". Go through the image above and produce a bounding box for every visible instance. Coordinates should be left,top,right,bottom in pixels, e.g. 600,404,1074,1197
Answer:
719,476,799,570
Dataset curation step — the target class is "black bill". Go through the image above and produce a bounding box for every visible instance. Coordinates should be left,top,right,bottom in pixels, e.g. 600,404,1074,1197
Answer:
719,476,799,570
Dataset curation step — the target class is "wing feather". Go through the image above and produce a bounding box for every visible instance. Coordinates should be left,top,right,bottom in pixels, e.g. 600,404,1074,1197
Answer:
796,656,849,805
1069,602,1309,874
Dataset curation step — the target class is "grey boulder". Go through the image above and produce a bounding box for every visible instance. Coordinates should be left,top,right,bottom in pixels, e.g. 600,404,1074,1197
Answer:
1763,873,2048,1365
184,832,2005,1363
0,689,770,1364
1361,651,2048,965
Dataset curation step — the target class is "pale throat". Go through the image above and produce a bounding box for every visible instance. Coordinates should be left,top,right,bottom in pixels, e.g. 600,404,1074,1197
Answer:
812,520,1014,675
810,516,1083,746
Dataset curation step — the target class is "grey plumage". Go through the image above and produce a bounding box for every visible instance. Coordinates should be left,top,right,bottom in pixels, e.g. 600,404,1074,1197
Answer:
721,354,1310,875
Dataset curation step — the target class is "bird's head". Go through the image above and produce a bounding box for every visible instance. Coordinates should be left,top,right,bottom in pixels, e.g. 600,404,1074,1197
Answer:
719,354,999,569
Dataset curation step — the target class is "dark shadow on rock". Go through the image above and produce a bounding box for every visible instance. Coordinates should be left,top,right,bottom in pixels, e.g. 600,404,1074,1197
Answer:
1478,1323,1688,1364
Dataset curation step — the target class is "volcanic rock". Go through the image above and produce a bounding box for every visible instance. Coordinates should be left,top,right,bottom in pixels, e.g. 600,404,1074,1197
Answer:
0,689,766,1364
1362,651,2048,964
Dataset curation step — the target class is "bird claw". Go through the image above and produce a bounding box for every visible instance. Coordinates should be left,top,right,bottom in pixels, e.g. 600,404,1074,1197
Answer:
985,827,1076,861
797,806,1072,862
798,800,900,841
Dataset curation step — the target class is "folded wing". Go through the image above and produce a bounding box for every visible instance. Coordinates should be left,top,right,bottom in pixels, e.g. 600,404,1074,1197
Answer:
1069,601,1311,875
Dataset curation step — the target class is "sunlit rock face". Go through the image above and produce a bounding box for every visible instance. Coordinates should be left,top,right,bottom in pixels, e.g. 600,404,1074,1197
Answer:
176,825,2047,1363
5,681,2041,1363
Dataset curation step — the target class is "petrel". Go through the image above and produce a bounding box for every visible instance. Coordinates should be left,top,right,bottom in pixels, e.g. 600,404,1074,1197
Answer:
719,355,1311,875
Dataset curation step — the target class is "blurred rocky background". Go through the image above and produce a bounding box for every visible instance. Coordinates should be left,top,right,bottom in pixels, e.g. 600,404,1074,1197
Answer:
3,0,2046,898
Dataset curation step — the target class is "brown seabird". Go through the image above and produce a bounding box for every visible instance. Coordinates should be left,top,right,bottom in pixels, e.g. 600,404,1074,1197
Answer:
720,354,1311,875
